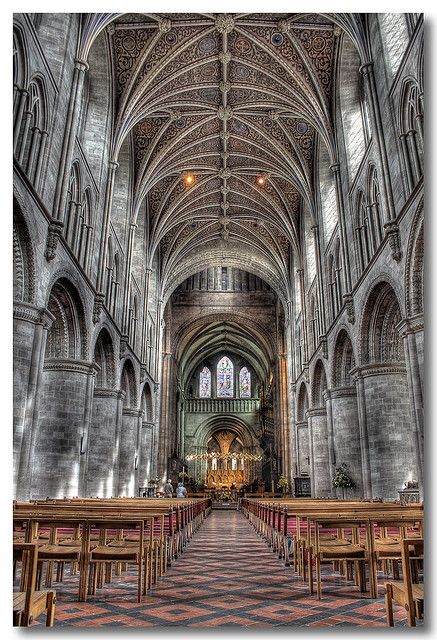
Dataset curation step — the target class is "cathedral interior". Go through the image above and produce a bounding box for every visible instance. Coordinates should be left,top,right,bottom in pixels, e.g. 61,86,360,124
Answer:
12,11,424,629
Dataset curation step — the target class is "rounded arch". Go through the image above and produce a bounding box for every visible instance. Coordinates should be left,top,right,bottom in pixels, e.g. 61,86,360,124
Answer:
191,415,260,451
296,381,309,421
141,381,154,422
93,327,116,389
405,200,424,317
13,196,35,304
360,281,405,364
120,358,138,409
311,359,327,408
332,328,356,387
13,23,28,89
45,277,87,360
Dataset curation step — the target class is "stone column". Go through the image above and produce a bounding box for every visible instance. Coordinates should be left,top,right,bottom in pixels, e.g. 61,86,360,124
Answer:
296,268,309,362
78,363,99,496
398,316,424,497
360,62,396,222
138,420,155,490
306,407,331,497
53,59,89,221
13,88,28,153
94,160,119,322
157,350,172,481
353,364,416,500
330,163,352,293
328,387,363,498
141,267,153,361
86,389,123,497
14,302,54,500
352,369,372,498
121,222,138,335
296,421,310,476
30,359,97,499
311,224,326,334
118,408,142,497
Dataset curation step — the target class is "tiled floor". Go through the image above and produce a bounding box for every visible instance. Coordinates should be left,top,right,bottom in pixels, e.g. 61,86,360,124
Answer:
27,510,417,628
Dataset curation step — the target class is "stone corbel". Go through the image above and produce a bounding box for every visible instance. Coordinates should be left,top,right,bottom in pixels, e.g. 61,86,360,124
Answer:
44,219,64,261
92,292,105,325
343,292,355,325
319,335,328,360
119,334,129,359
384,221,402,262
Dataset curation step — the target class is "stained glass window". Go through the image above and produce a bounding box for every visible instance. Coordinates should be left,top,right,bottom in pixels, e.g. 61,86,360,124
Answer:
199,366,211,398
217,356,234,397
239,366,251,397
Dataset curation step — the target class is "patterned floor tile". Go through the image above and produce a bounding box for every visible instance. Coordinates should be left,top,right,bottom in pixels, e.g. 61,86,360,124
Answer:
16,509,422,628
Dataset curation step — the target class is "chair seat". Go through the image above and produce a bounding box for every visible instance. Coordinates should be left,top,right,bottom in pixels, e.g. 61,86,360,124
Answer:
384,580,424,599
375,543,402,558
90,545,139,562
13,589,56,620
320,544,366,560
38,545,81,561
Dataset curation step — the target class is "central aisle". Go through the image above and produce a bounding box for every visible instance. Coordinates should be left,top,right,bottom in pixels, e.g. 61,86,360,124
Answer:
54,509,400,628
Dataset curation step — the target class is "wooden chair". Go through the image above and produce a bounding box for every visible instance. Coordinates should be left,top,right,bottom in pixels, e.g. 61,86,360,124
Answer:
13,543,56,627
81,519,146,603
384,538,424,626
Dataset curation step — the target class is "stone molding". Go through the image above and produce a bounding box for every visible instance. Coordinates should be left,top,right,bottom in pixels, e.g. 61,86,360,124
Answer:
397,314,424,337
93,388,123,399
328,386,357,399
142,420,155,429
44,219,64,261
306,407,327,418
13,302,55,329
296,421,308,429
350,362,407,381
43,358,100,375
122,408,142,417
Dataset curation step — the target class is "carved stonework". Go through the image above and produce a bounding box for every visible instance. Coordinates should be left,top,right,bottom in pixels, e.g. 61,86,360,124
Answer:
217,105,234,120
218,168,232,179
384,221,402,262
320,336,328,360
92,293,105,325
343,293,355,324
120,334,129,359
44,220,64,261
158,19,172,33
215,14,235,34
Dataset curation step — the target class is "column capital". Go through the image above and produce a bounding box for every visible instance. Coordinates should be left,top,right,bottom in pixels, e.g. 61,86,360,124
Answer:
330,162,341,174
108,159,119,170
359,61,374,76
74,58,89,72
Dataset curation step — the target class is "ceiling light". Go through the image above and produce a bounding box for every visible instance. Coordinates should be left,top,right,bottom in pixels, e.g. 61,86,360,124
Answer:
184,174,195,186
257,176,265,186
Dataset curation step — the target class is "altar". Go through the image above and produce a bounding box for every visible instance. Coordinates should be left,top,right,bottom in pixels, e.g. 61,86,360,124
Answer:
206,469,244,488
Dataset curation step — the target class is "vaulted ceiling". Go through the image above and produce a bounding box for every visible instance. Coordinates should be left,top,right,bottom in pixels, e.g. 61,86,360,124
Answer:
105,13,341,302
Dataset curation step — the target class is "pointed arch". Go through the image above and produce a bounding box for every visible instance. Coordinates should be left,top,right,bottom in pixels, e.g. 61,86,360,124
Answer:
311,359,327,408
239,366,251,398
332,329,355,387
199,366,211,398
45,277,87,360
93,328,116,389
360,281,404,364
217,355,234,398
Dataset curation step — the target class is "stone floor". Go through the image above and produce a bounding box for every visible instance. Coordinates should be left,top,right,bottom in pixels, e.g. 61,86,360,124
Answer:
25,510,416,628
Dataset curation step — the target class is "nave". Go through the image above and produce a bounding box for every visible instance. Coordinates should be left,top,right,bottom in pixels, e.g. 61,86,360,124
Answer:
18,509,417,629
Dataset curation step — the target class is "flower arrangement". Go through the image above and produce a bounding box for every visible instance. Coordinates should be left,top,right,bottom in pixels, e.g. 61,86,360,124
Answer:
332,463,355,489
277,475,288,492
178,470,189,481
218,491,231,501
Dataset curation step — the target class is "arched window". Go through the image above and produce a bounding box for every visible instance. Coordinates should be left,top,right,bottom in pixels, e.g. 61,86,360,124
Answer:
239,366,251,397
199,366,211,398
217,356,234,397
354,190,370,274
78,187,92,272
400,80,423,193
368,167,384,250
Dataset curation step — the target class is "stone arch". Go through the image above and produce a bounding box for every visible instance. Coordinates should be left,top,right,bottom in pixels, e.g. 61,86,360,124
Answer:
13,196,35,304
120,358,137,409
405,200,424,317
191,415,259,451
311,359,327,408
332,329,356,388
45,277,87,360
13,23,28,89
296,381,309,421
141,381,154,422
360,281,404,364
93,327,116,389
